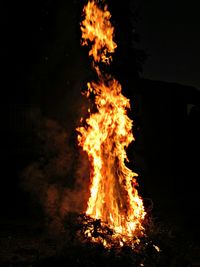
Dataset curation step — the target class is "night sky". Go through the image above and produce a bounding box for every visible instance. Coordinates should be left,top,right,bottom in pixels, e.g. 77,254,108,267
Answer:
138,0,200,89
2,0,200,102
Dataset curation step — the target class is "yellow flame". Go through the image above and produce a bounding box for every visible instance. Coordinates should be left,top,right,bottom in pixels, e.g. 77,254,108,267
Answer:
81,0,117,64
77,0,146,246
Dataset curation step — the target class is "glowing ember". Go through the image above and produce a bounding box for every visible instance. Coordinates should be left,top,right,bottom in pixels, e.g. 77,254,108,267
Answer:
77,0,146,247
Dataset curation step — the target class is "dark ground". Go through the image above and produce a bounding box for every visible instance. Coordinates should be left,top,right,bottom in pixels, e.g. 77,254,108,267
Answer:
0,212,199,267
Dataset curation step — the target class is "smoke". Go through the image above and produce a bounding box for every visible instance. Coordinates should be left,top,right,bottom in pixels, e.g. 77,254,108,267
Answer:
21,108,90,235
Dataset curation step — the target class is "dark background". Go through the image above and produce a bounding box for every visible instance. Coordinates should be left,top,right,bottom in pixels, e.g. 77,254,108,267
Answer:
138,0,200,89
0,0,200,244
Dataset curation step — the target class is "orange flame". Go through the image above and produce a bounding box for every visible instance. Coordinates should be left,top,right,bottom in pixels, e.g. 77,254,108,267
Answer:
77,0,145,246
81,0,117,64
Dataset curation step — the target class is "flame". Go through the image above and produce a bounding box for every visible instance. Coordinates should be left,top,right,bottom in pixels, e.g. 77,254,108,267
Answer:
77,0,146,246
81,0,117,64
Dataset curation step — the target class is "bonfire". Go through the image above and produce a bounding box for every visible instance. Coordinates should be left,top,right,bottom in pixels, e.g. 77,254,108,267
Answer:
77,0,146,248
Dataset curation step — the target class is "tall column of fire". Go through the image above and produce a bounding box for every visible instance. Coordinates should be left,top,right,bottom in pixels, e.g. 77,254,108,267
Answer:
77,0,146,245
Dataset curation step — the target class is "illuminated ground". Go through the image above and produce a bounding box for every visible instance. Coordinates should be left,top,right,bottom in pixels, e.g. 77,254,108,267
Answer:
0,214,199,267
